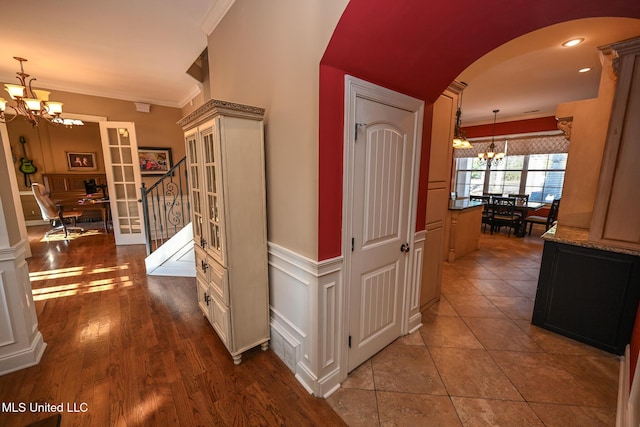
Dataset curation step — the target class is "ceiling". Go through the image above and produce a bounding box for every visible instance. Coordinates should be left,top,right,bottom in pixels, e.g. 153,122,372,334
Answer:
0,4,638,121
458,17,640,126
0,0,220,108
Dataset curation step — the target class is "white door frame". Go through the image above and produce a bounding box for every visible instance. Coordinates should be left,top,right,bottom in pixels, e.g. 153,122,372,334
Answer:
341,75,424,373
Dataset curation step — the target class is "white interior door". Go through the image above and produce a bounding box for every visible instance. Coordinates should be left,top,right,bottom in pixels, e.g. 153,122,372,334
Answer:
99,121,146,245
347,94,418,371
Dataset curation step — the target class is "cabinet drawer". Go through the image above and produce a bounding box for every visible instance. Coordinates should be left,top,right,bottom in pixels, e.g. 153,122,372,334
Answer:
210,293,231,349
196,277,210,318
208,258,229,305
194,246,208,281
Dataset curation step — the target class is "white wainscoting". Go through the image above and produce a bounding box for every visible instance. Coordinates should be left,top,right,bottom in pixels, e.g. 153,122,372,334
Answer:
268,242,344,397
408,230,426,333
267,229,425,398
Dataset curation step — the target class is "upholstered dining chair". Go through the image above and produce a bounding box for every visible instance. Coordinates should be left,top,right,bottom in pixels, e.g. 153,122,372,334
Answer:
524,198,561,236
32,183,84,237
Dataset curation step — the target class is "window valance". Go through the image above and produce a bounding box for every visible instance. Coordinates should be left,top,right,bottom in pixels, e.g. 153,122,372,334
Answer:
453,133,569,159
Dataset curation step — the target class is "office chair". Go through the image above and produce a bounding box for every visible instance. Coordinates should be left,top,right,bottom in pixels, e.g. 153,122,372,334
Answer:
32,183,84,237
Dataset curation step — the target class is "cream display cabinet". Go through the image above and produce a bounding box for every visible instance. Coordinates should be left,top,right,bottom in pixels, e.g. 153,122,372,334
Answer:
178,99,269,364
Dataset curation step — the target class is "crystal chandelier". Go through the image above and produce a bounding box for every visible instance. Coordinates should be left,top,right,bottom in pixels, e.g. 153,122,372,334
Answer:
477,109,505,167
0,57,83,127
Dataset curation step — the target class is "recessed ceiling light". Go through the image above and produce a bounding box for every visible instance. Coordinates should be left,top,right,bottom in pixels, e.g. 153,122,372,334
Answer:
579,67,592,73
562,38,584,47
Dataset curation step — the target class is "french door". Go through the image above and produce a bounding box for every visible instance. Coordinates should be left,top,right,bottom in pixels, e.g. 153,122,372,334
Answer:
99,121,146,245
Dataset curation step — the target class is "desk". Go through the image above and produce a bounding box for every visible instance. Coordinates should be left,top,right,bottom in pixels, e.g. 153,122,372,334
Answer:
78,198,111,233
447,199,483,261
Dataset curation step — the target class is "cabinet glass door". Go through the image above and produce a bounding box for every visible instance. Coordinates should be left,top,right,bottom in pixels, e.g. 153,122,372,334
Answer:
202,124,224,263
186,132,204,248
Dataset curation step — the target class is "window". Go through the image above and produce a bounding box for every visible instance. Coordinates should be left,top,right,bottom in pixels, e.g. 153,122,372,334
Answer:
454,152,567,202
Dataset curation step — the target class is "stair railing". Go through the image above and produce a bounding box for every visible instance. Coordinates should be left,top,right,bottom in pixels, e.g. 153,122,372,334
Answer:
141,156,190,255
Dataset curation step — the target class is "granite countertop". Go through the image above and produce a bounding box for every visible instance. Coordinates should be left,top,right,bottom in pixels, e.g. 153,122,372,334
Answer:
542,225,640,257
448,199,484,211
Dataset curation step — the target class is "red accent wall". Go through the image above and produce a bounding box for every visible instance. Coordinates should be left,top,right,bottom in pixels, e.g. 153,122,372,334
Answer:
318,0,640,261
318,65,346,260
464,116,559,138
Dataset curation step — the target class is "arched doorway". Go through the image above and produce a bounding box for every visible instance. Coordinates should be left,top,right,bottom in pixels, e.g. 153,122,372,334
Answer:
317,0,640,385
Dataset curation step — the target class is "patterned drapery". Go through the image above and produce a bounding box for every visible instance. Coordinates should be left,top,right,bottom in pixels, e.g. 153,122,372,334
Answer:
453,133,569,158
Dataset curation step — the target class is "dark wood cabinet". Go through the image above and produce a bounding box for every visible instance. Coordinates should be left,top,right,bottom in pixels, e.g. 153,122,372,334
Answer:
532,240,640,355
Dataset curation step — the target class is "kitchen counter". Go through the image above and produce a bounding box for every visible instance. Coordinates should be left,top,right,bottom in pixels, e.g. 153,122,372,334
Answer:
446,200,483,262
542,225,640,257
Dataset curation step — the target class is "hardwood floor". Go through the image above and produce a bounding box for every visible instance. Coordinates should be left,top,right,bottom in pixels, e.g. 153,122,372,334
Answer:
0,226,347,427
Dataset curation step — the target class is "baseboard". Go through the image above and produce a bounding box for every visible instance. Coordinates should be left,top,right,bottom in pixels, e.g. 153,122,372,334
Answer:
0,332,46,377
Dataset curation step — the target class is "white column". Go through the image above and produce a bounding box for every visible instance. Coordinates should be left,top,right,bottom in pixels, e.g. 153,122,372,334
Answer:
0,130,46,376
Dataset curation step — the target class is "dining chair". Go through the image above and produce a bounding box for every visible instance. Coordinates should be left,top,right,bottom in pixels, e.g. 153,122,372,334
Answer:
471,195,492,233
489,196,519,237
32,183,84,237
524,198,561,236
509,193,530,222
508,193,529,205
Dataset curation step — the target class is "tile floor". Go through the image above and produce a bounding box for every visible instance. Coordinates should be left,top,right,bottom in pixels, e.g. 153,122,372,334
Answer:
327,230,620,426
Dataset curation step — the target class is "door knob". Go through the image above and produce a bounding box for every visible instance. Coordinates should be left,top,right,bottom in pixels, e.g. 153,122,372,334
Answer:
400,243,410,253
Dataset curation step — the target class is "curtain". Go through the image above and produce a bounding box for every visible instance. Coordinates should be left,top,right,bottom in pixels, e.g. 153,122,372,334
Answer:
453,133,569,158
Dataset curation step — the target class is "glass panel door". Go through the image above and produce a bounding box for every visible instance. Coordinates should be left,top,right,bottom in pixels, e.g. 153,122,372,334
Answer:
99,122,146,245
186,131,204,248
201,122,224,264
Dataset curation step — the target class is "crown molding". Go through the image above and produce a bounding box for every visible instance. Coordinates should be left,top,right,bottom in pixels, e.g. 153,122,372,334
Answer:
201,0,236,35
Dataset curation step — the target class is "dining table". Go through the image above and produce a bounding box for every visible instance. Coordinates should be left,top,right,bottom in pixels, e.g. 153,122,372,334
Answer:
514,201,544,236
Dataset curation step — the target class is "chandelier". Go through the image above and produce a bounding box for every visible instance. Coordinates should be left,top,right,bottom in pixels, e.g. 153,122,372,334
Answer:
452,84,472,149
477,109,505,167
0,57,83,127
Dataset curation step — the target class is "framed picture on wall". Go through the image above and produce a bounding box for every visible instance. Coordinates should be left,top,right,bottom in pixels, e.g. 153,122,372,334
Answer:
66,151,98,171
138,147,172,176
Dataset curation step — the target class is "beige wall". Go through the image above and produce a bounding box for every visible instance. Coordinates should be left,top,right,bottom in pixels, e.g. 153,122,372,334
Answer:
201,0,348,260
5,89,185,193
555,50,616,228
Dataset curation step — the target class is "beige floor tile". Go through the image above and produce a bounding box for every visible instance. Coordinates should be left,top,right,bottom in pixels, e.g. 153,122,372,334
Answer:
371,344,447,395
485,295,534,320
505,279,538,297
395,329,425,346
483,266,538,281
467,278,523,297
420,313,484,349
326,388,379,427
529,402,616,427
334,232,618,426
451,397,543,426
549,353,620,409
513,320,613,356
490,350,607,406
464,317,544,352
341,360,375,390
441,276,483,296
377,392,461,427
445,294,507,318
424,296,458,317
430,347,523,400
